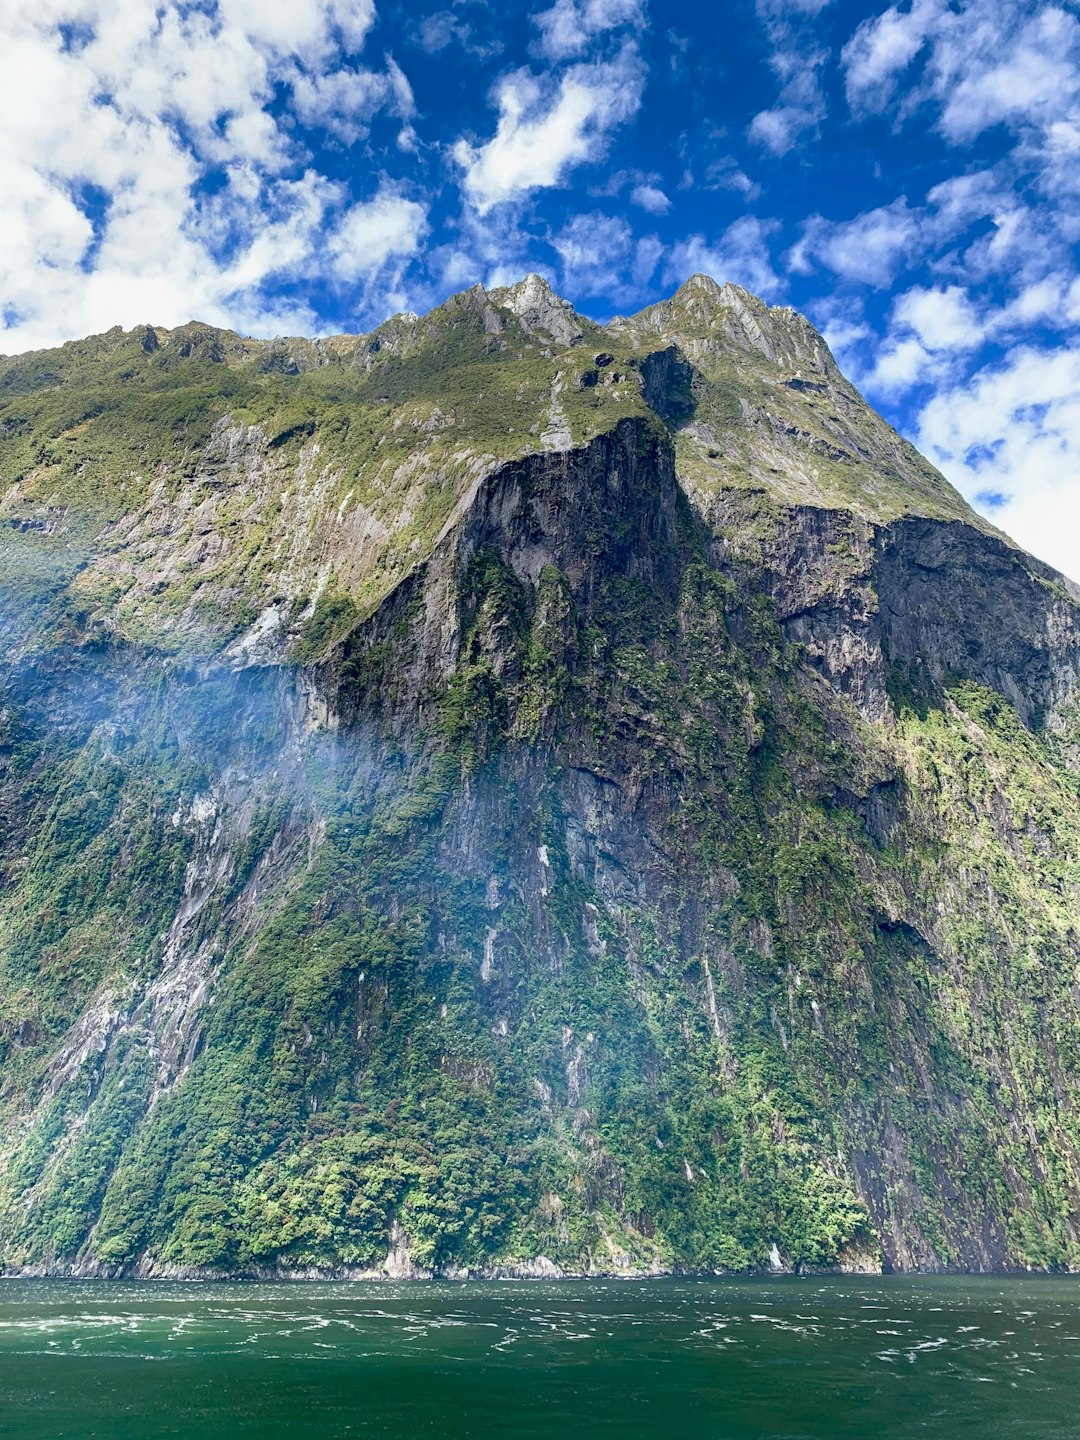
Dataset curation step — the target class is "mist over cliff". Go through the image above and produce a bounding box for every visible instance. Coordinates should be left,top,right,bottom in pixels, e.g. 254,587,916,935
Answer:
1,275,1079,1278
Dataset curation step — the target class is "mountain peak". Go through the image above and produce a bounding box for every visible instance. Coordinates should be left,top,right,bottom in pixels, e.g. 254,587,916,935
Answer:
490,272,589,347
675,272,736,302
671,273,766,316
614,272,828,376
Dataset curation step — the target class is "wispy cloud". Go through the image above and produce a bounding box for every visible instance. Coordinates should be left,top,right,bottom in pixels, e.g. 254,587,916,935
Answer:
748,0,831,155
327,188,429,295
790,200,920,287
291,56,415,145
553,210,632,296
630,183,671,214
843,0,1080,144
749,50,828,156
414,7,503,60
533,0,647,62
453,46,645,213
842,0,942,115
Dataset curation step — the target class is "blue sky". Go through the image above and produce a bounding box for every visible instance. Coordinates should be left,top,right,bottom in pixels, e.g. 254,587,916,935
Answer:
1,0,1078,576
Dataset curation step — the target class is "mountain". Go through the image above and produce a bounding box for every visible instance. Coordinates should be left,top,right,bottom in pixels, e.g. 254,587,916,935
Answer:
1,274,1078,1278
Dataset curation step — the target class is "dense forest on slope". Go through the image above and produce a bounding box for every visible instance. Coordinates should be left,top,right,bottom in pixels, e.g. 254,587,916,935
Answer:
1,275,1078,1276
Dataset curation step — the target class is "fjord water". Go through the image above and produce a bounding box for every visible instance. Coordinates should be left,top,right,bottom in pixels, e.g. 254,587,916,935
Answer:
0,1278,1076,1439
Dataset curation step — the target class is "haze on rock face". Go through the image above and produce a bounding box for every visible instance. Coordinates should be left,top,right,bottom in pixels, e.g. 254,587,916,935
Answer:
1,275,1078,1279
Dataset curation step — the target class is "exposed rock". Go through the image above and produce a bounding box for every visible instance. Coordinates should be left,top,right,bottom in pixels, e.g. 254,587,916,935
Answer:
493,273,589,347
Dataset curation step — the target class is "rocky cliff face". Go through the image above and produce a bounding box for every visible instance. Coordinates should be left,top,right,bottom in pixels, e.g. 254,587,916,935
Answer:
1,275,1079,1278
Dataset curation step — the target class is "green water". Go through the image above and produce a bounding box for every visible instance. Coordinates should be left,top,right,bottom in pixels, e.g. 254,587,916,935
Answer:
0,1278,1077,1438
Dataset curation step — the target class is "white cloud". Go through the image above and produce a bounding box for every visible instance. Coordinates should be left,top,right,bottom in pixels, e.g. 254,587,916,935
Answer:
1034,112,1080,200
533,0,645,63
842,0,1080,146
921,166,1078,307
749,49,827,156
790,200,919,287
329,190,428,286
553,211,632,294
416,10,502,59
748,99,819,155
293,53,414,147
677,139,762,199
663,216,782,298
0,1,419,352
630,183,670,214
418,12,460,53
425,200,542,302
924,167,1007,235
1003,275,1078,329
842,0,942,114
756,0,832,16
291,64,411,144
854,285,983,399
916,344,1080,581
866,337,935,393
794,3,1080,579
219,0,376,61
749,0,830,156
893,284,983,352
700,157,760,199
932,4,1080,144
860,273,1079,400
631,234,664,288
453,48,645,213
550,210,661,301
818,307,873,368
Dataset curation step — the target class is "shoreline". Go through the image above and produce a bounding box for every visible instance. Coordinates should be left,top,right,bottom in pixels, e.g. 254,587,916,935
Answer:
3,1262,1071,1282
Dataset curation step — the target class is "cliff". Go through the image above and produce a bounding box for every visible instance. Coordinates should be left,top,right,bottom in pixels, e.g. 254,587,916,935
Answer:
1,275,1078,1277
